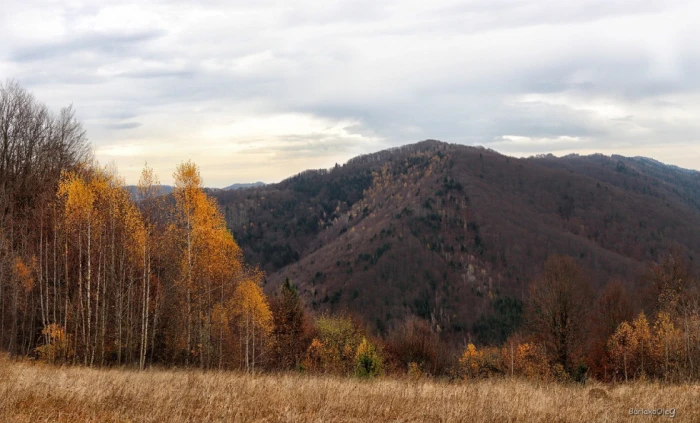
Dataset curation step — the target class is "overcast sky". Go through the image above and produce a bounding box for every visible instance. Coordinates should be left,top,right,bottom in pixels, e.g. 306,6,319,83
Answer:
2,0,698,187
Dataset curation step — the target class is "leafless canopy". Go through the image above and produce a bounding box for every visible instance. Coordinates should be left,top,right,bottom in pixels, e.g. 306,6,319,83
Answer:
0,80,91,219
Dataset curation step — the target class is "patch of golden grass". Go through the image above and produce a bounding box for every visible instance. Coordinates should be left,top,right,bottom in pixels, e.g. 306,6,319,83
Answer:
1,355,697,422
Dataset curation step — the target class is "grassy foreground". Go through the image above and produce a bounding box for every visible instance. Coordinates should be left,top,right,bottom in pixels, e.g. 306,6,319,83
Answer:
1,357,697,422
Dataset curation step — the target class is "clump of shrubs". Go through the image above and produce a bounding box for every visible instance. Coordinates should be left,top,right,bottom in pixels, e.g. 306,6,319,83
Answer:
354,337,383,378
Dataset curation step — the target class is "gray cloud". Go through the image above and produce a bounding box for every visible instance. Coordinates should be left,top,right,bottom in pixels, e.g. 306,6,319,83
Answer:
1,0,698,186
102,122,142,130
12,30,165,63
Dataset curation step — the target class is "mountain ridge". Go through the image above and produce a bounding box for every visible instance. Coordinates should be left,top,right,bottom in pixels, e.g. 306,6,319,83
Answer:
211,140,700,341
223,181,266,190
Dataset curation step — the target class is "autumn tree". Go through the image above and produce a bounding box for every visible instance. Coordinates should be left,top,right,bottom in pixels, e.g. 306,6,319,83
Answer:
644,248,696,316
231,278,273,372
171,160,245,368
459,343,484,379
55,168,146,366
305,315,363,375
384,317,451,376
592,279,634,336
652,311,683,381
136,164,163,370
57,170,101,365
587,279,634,380
525,255,592,373
641,249,699,381
607,321,637,381
35,323,73,362
270,277,308,370
354,337,383,378
500,335,551,380
173,161,200,364
457,342,503,380
631,312,653,378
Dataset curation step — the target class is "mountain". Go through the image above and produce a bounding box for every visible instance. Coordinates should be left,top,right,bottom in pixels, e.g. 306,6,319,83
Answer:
124,184,174,201
224,182,265,190
210,140,700,341
124,182,263,200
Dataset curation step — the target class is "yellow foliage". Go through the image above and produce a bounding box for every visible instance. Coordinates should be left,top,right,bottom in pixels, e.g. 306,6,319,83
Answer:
231,278,274,370
460,344,501,379
354,337,382,377
606,310,689,381
632,312,653,377
460,344,483,379
58,171,95,226
608,321,637,381
501,342,551,380
304,338,325,373
35,324,74,362
652,311,683,378
232,279,273,334
173,160,202,193
305,316,362,375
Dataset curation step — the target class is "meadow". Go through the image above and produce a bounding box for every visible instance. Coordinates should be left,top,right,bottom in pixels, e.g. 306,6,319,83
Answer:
1,355,696,422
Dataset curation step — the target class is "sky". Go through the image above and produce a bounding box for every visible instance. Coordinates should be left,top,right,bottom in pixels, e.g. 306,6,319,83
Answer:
1,0,699,187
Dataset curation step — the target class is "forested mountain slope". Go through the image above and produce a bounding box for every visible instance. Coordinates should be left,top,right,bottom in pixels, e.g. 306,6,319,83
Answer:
211,140,700,340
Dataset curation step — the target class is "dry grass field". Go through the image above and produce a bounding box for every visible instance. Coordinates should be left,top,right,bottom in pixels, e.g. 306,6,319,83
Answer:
1,355,697,422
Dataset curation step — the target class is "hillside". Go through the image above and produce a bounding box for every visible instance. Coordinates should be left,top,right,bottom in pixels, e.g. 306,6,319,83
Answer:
211,140,700,341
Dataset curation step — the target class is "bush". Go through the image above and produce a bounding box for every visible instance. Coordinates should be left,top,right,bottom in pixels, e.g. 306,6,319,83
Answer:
304,315,363,375
354,337,383,378
500,339,552,380
573,362,589,383
384,318,455,377
35,324,74,363
459,344,502,379
407,362,424,380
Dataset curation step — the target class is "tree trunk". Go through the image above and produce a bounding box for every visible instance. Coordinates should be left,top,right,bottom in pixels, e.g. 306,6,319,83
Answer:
140,238,147,370
86,218,92,366
245,311,250,373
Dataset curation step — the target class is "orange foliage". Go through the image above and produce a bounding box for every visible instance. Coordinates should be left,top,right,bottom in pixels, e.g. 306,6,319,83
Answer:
13,257,35,292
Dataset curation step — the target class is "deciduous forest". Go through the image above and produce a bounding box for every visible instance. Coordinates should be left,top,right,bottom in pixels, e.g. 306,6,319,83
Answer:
2,81,700,388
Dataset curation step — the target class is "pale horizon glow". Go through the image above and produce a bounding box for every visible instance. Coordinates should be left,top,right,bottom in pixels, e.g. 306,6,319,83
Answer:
2,0,699,187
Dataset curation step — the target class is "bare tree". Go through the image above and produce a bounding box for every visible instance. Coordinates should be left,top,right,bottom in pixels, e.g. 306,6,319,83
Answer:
0,80,91,356
526,255,593,372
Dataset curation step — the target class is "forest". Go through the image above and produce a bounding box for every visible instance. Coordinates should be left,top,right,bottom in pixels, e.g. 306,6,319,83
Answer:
1,81,700,385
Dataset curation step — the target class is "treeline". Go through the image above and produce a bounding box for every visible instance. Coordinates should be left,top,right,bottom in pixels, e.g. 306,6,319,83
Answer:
0,82,266,370
1,148,271,369
263,251,700,383
450,253,700,383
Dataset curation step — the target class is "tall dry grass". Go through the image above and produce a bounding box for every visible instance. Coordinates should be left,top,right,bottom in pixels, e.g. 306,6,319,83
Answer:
0,355,697,422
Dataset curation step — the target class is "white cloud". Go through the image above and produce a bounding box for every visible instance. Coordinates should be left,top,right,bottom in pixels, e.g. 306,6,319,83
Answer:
1,0,699,186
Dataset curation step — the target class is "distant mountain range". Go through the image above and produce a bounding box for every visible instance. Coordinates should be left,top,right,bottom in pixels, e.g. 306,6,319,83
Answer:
125,181,265,200
210,140,700,342
124,184,174,201
223,182,265,190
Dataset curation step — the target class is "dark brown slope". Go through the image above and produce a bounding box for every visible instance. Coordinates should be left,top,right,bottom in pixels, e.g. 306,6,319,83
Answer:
211,141,700,341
